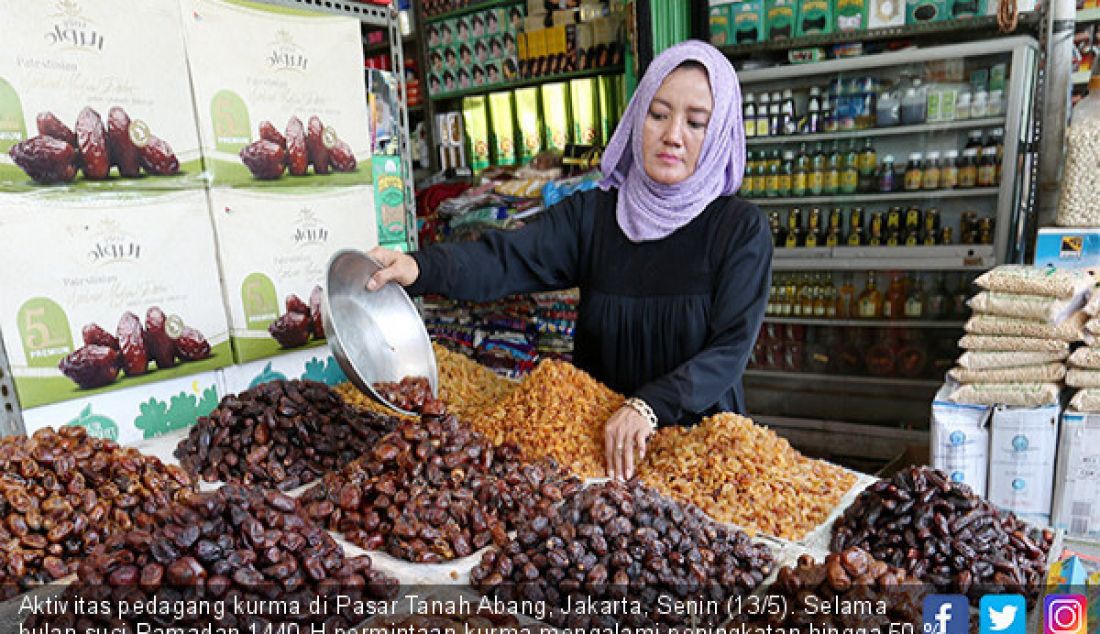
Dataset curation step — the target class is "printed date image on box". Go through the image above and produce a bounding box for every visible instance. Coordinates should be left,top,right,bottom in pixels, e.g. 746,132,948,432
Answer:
0,190,232,409
0,0,204,191
207,186,378,364
180,0,372,187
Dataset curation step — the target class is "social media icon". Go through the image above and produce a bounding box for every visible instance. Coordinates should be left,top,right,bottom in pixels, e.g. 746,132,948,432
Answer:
1044,594,1088,634
924,594,969,634
981,594,1026,634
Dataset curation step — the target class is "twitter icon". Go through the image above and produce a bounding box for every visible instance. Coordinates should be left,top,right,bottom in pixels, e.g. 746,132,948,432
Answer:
981,594,1026,634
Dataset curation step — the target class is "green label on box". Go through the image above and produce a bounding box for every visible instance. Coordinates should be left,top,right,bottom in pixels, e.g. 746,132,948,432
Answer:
488,91,516,166
0,77,26,154
66,404,120,441
373,155,406,241
709,5,732,45
766,0,798,39
463,96,492,171
18,297,73,368
540,82,571,152
797,0,833,34
907,0,946,22
732,1,765,43
515,87,542,163
211,90,251,154
241,272,279,331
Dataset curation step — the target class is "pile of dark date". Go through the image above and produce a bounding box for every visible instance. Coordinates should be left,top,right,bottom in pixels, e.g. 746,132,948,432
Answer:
22,485,399,634
302,410,579,563
268,288,325,349
240,116,356,180
175,380,397,490
0,427,193,598
370,376,441,414
832,465,1053,605
470,480,776,630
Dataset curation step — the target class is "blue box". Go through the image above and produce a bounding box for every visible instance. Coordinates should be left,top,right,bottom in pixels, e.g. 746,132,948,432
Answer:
1034,228,1100,270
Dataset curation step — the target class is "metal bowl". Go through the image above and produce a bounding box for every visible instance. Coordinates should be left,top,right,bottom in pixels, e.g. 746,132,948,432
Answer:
323,249,438,415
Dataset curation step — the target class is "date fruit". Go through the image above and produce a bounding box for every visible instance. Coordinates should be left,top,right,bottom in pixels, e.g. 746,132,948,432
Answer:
285,116,309,176
76,107,110,180
117,312,149,376
59,345,121,389
306,116,331,175
137,135,180,175
269,312,310,348
144,307,176,370
36,112,77,147
107,107,142,178
239,140,286,180
9,136,77,184
259,121,287,148
309,286,325,339
82,323,119,350
175,327,211,362
286,294,309,317
329,140,357,173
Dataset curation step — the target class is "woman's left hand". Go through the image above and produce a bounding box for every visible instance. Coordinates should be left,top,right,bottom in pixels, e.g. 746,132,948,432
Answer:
604,405,653,480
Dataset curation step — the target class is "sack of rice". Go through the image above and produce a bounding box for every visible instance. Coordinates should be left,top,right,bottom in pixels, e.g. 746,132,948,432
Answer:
948,362,1066,384
1067,368,1100,388
958,335,1071,353
974,265,1094,299
1086,318,1100,336
1069,388,1100,412
1069,347,1100,369
967,291,1083,324
957,350,1068,370
964,311,1087,342
948,382,1061,407
1085,290,1100,316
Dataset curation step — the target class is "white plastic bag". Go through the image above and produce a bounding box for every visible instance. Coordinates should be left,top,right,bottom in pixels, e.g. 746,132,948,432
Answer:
964,311,1087,342
948,383,1061,407
948,362,1066,384
957,350,1068,370
1057,86,1100,226
973,265,1095,299
968,291,1083,324
958,335,1070,352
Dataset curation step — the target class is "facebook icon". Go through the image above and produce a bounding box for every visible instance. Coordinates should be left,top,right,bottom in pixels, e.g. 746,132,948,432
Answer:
923,595,970,634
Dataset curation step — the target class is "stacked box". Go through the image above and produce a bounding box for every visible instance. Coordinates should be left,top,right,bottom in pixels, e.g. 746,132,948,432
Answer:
868,0,906,26
463,96,492,171
765,0,799,38
731,1,766,43
426,5,524,97
709,2,734,46
206,186,379,364
1052,412,1100,538
570,78,600,145
514,88,543,164
221,346,347,395
540,82,572,152
180,0,372,187
797,0,834,34
835,0,870,30
488,92,517,166
988,403,1060,524
0,190,232,410
0,0,203,191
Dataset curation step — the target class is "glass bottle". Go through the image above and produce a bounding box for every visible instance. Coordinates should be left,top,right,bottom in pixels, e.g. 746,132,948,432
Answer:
778,150,794,197
847,207,865,246
857,272,883,319
867,212,885,246
922,151,942,190
754,153,769,195
792,143,810,197
904,277,926,319
958,147,979,188
767,278,778,316
901,80,927,124
904,152,923,191
858,139,877,192
823,273,838,318
743,93,757,138
882,273,906,320
769,91,783,137
776,273,791,316
784,273,798,317
786,207,803,248
837,274,856,319
942,149,959,189
950,273,971,319
822,94,837,132
781,89,797,135
807,86,822,134
766,149,781,197
804,208,822,247
803,272,820,317
925,273,948,320
841,141,860,195
743,151,756,197
756,92,771,137
878,155,897,192
767,210,786,247
825,207,844,246
978,145,998,187
810,142,826,195
965,130,983,152
825,142,841,195
991,127,1005,184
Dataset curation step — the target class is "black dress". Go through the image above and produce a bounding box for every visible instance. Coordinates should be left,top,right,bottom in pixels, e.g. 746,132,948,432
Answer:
407,187,773,426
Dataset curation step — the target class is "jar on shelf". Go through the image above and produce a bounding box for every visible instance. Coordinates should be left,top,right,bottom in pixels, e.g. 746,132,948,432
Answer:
876,90,901,127
904,152,924,191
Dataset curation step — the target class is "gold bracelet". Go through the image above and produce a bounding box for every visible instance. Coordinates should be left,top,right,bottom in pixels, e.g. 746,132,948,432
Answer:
625,397,658,431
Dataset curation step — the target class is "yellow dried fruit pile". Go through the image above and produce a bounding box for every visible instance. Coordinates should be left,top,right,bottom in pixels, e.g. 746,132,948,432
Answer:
638,412,857,540
432,343,516,421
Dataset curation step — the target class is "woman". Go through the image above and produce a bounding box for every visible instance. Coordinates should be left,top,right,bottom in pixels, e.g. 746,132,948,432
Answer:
367,41,770,479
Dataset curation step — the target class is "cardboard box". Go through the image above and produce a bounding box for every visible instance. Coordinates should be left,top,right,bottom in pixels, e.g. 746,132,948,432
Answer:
569,78,599,145
221,347,347,395
730,1,766,43
207,186,378,364
372,155,406,243
0,0,203,192
597,76,618,146
868,0,906,27
1035,228,1100,271
988,403,1061,523
462,96,491,171
766,0,799,38
21,370,222,446
931,384,992,497
797,0,834,34
514,88,542,164
906,0,947,23
835,0,869,30
0,190,231,409
488,92,517,166
709,2,734,46
180,0,372,187
540,82,571,152
1052,412,1100,538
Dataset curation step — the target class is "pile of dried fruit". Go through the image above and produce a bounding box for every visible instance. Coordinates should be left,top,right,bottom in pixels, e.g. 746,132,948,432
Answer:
240,116,356,180
23,485,398,633
59,308,211,389
370,376,444,414
638,413,856,540
832,466,1054,605
742,548,924,631
174,380,396,490
432,343,516,421
334,383,419,422
268,287,326,348
470,360,622,478
301,411,579,563
0,426,194,597
470,480,774,630
9,107,178,184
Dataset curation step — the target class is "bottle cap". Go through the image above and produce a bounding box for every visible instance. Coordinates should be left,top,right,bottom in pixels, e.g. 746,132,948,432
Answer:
883,154,895,162
927,151,940,160
909,152,922,161
945,149,959,158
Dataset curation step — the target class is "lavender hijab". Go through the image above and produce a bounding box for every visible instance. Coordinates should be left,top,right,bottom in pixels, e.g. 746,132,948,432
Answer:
599,40,746,242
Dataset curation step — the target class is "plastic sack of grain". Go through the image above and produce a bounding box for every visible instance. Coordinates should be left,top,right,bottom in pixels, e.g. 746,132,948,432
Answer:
957,350,1069,370
1069,347,1100,369
958,335,1071,352
967,291,1084,324
964,311,1088,341
1069,388,1100,412
1086,290,1100,316
1068,368,1100,388
948,362,1066,384
948,383,1061,407
1056,87,1100,226
973,265,1094,299
1086,318,1100,336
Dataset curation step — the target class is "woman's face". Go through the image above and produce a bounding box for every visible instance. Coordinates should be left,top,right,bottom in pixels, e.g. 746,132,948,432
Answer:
642,66,712,186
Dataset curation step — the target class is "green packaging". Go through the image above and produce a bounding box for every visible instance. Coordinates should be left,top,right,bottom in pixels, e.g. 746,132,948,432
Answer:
765,0,798,39
598,76,618,145
569,78,600,145
731,0,765,43
540,82,571,152
462,96,492,171
488,91,517,166
990,63,1007,92
948,0,985,17
514,87,543,163
906,0,946,23
797,0,833,35
709,3,733,45
834,0,868,31
373,155,407,243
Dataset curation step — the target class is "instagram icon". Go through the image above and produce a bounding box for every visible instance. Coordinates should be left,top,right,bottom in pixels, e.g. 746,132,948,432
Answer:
1044,595,1088,634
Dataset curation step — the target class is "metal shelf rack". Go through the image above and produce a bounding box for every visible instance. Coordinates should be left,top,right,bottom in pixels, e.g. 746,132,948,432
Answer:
745,117,1007,146
764,317,967,328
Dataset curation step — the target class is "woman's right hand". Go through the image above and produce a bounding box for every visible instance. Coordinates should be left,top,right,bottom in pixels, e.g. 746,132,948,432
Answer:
366,246,419,291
